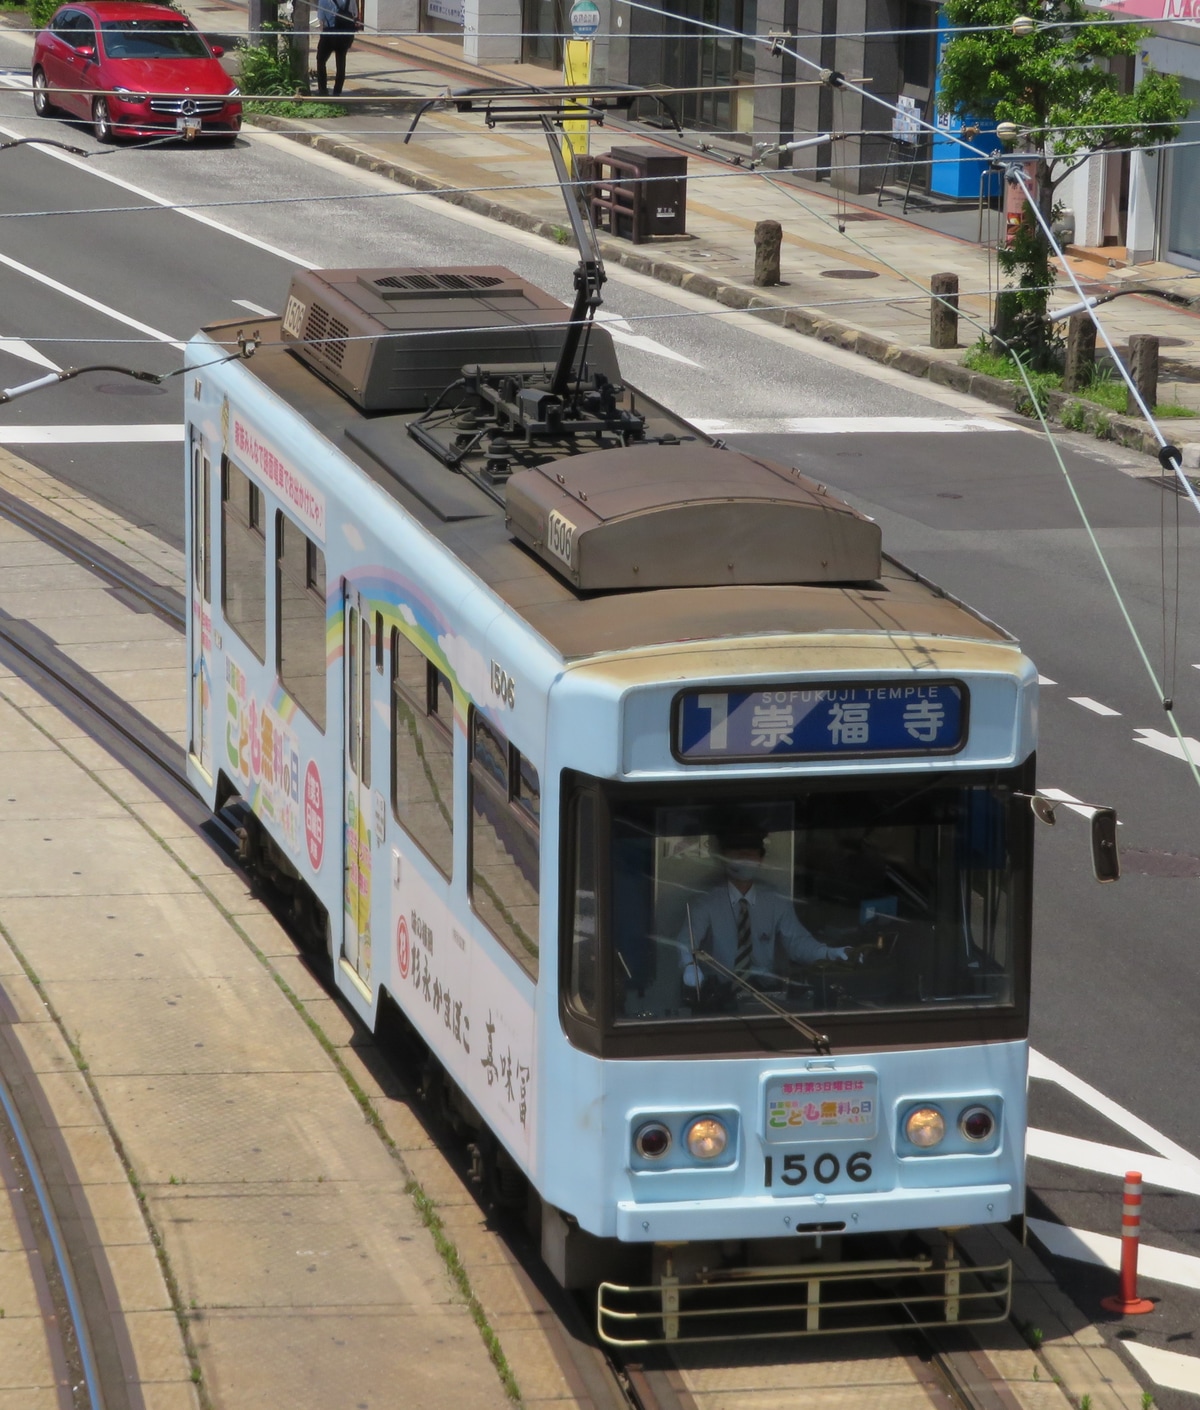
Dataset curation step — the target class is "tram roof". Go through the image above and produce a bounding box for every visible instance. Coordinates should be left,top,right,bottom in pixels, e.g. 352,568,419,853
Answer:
206,320,1012,661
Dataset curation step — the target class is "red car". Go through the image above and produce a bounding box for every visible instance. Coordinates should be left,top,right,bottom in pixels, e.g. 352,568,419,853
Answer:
32,1,241,143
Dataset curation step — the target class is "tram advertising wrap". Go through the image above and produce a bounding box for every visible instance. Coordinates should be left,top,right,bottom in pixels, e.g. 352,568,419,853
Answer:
184,263,1037,1342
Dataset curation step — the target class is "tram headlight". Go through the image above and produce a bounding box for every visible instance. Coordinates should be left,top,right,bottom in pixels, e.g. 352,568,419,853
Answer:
959,1106,996,1143
634,1121,673,1161
685,1116,728,1160
904,1106,946,1149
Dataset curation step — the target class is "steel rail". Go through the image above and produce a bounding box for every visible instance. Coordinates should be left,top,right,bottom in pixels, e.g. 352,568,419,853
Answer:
0,1070,106,1410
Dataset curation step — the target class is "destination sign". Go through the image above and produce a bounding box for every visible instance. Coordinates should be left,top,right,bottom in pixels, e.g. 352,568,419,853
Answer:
675,682,966,762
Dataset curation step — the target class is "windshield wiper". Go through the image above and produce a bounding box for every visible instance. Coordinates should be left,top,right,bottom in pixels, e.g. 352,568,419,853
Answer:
695,949,831,1055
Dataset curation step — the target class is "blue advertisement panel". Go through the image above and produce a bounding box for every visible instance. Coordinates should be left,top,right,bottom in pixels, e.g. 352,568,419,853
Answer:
675,681,967,763
931,11,1000,199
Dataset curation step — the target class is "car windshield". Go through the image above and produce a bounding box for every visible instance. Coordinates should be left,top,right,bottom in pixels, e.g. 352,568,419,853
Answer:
100,19,210,58
565,771,1028,1027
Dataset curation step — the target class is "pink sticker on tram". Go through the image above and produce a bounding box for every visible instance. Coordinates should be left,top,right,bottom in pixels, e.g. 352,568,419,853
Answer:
304,760,324,871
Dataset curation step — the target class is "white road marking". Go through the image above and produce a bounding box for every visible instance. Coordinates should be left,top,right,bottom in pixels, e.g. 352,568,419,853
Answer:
594,310,700,366
1035,787,1122,823
0,109,317,271
1133,727,1200,765
1027,1218,1200,1292
1038,675,1056,686
1069,696,1121,717
0,249,183,349
0,337,61,373
0,425,184,444
691,416,1018,435
1030,1049,1200,1171
1123,1343,1200,1396
233,299,276,317
1026,1129,1200,1196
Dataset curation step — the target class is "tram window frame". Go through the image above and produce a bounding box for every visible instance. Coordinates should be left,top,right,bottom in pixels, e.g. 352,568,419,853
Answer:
220,456,267,663
468,708,540,979
275,512,327,732
557,763,1034,1059
390,628,454,880
560,780,601,1048
191,439,211,606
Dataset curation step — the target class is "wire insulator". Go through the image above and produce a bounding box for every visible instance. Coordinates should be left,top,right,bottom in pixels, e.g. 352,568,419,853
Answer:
1158,444,1183,471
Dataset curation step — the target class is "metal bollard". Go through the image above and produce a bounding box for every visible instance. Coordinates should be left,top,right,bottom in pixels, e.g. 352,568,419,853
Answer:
1100,1171,1155,1315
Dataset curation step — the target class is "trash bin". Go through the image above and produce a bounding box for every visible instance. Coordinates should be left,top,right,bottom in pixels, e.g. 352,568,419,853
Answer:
597,145,688,243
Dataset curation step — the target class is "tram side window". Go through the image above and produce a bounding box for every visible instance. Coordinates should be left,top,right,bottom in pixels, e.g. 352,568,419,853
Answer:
276,514,326,731
391,629,454,879
221,457,266,661
469,711,540,978
566,792,597,1019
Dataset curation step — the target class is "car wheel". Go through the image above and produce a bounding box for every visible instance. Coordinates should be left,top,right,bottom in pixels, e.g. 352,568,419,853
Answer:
32,68,57,118
92,96,114,143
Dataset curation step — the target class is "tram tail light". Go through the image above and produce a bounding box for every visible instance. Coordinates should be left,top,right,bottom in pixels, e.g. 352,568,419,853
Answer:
685,1117,728,1160
904,1106,946,1148
634,1122,672,1160
959,1106,996,1143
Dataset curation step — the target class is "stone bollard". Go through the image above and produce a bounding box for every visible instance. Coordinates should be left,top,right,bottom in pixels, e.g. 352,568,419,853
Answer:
754,220,782,287
929,273,959,350
1126,334,1159,417
1063,312,1097,392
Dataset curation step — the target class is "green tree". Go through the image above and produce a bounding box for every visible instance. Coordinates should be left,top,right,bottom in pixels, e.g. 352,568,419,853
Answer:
938,0,1187,365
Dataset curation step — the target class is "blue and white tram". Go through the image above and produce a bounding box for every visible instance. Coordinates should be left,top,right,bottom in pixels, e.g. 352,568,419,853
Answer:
184,265,1036,1338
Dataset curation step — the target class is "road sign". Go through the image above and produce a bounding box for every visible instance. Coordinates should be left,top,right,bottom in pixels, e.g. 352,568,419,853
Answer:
570,0,601,36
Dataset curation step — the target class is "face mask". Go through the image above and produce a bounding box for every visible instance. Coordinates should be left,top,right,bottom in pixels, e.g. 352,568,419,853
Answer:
724,859,762,883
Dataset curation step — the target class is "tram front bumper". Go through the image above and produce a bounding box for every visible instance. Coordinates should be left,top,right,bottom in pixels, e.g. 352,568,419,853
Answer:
615,1182,1017,1242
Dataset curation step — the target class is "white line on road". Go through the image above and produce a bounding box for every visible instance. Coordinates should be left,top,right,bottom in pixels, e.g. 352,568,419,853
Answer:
0,249,183,350
0,108,317,271
1027,1218,1200,1292
1026,1128,1200,1196
233,299,276,317
690,416,1018,436
1069,696,1121,717
1030,1049,1200,1171
1038,675,1057,686
1123,1343,1200,1396
0,337,61,373
594,310,700,366
0,425,184,444
1133,727,1200,765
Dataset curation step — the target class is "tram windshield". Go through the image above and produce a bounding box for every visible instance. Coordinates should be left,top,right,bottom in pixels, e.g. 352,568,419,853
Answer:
565,771,1030,1032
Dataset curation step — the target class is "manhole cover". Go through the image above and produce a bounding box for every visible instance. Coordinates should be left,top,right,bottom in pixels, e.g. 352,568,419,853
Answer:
96,382,167,396
1119,849,1200,877
820,268,879,279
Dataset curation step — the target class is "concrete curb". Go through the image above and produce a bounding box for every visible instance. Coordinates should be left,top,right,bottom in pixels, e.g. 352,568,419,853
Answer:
247,113,1178,460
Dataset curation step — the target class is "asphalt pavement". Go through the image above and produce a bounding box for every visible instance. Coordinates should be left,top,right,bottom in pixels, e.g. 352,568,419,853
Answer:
3,18,1200,1404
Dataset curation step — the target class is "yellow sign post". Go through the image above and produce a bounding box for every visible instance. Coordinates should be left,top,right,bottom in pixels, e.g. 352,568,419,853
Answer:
561,37,593,177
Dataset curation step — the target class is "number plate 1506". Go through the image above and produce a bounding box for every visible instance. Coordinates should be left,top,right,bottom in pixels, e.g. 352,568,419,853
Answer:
764,1149,873,1192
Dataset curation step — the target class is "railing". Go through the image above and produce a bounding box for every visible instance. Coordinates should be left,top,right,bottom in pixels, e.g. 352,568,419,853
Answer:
597,1252,1012,1347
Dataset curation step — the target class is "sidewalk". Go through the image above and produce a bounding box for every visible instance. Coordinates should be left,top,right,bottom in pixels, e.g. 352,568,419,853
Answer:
179,0,1200,450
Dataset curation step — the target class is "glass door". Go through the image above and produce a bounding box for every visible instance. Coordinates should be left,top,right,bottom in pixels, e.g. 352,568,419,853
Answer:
189,431,213,779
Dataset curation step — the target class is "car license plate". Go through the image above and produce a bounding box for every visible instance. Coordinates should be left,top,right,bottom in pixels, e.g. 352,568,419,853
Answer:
764,1072,878,1143
177,115,202,137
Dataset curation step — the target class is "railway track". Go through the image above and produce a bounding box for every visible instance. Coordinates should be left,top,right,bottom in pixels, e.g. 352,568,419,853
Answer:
0,490,1053,1410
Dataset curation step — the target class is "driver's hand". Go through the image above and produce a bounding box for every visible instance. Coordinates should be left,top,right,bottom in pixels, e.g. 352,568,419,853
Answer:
682,962,701,989
826,946,851,963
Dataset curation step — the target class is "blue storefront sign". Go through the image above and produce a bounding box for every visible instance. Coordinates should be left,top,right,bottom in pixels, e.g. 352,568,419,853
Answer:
675,681,967,762
930,11,1000,200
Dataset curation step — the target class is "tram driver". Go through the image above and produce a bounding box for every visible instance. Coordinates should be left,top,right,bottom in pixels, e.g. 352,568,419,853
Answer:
679,820,851,1008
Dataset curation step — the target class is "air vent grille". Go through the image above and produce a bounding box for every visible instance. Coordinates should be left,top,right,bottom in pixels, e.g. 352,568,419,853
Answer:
303,304,349,369
372,272,504,292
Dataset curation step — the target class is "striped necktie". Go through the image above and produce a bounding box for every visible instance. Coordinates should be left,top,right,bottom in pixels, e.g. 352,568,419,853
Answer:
735,898,752,974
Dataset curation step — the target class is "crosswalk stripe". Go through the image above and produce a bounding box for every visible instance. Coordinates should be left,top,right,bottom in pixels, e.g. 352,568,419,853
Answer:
690,416,1018,436
1122,1343,1200,1396
0,426,184,444
1027,1129,1200,1196
1029,1218,1200,1293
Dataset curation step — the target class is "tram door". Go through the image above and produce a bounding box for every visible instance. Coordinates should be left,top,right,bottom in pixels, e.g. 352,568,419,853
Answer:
189,432,213,779
342,588,373,984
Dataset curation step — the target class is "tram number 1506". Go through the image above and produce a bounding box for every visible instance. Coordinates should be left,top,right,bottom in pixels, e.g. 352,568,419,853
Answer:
764,1151,872,1188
